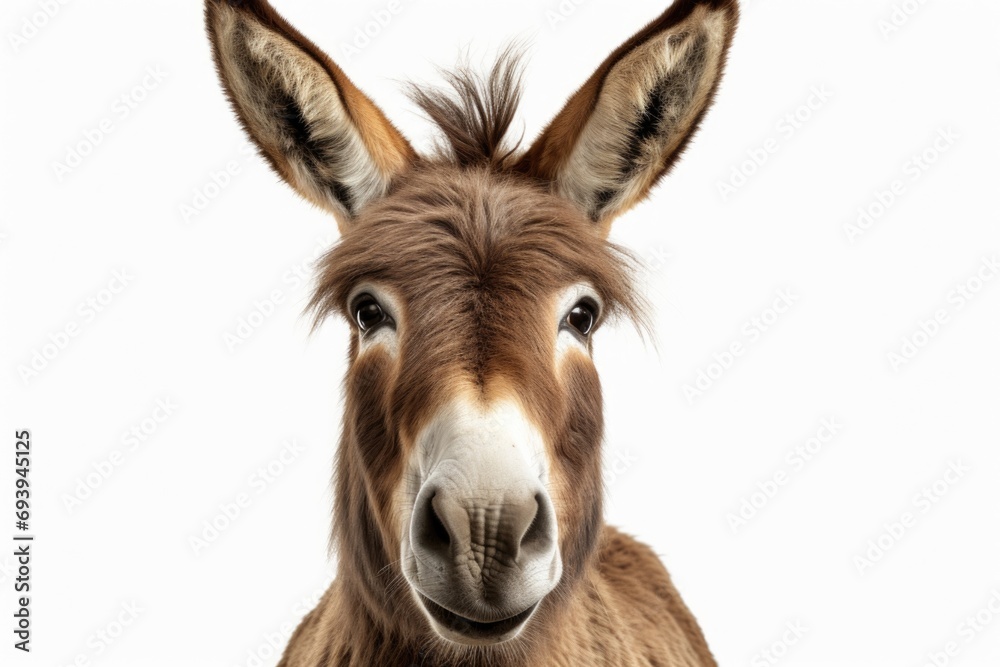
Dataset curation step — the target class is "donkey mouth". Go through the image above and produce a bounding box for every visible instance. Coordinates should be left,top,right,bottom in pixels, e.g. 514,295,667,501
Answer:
418,593,537,644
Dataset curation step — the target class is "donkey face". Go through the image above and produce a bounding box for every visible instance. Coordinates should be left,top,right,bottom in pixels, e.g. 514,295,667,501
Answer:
310,169,642,646
207,0,736,648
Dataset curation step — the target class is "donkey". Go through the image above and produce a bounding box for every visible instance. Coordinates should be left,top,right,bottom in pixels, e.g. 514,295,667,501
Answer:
206,0,737,664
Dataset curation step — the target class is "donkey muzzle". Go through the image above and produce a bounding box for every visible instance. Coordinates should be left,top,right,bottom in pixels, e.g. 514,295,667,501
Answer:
404,399,562,645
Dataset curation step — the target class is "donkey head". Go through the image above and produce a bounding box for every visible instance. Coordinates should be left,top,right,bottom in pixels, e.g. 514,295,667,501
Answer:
207,0,736,649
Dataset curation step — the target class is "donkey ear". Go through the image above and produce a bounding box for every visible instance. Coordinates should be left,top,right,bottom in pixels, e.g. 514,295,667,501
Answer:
205,0,416,228
516,0,738,228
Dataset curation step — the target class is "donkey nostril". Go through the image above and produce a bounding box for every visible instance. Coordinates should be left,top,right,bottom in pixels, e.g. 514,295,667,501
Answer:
414,490,456,561
519,493,549,553
427,495,451,548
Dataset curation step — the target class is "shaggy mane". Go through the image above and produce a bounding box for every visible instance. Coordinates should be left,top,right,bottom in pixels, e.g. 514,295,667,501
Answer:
407,46,527,169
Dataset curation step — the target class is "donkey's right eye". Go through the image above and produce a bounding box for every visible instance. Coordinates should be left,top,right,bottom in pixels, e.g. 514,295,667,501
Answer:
353,296,389,333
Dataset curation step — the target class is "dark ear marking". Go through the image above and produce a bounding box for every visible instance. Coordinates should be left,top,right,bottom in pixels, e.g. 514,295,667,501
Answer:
273,91,357,214
596,31,712,221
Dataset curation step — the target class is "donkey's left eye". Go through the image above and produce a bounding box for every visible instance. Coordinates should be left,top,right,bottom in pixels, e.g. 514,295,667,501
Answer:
565,301,598,337
353,296,390,333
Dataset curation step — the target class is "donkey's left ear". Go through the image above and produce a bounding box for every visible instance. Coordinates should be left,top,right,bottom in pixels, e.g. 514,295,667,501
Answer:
205,0,416,230
516,0,738,229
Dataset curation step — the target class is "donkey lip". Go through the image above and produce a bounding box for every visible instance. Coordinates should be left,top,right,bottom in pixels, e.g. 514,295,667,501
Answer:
418,593,537,642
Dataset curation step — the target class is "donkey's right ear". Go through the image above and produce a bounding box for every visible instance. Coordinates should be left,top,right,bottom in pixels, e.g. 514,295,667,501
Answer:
516,0,738,230
205,0,416,229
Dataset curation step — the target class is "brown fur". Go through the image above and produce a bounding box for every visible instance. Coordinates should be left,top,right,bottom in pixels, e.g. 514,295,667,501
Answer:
204,1,738,665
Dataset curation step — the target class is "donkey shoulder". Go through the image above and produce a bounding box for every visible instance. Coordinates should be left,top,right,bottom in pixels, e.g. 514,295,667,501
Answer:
597,525,675,591
595,526,717,666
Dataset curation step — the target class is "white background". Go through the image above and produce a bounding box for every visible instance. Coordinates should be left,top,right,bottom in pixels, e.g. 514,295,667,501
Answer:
1,0,999,666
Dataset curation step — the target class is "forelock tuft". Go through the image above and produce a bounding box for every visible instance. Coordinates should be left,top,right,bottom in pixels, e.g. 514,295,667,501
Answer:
407,45,527,169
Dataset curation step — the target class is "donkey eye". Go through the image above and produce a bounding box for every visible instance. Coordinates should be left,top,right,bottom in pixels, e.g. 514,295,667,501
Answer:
353,295,389,333
565,301,598,337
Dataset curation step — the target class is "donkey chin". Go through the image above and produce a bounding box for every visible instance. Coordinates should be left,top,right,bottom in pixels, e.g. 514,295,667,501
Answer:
401,399,563,646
